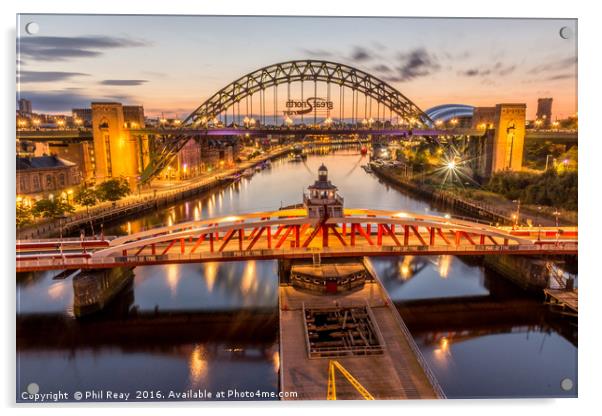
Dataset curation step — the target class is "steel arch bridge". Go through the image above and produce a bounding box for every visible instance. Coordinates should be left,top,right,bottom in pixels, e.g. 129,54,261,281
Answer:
141,59,433,183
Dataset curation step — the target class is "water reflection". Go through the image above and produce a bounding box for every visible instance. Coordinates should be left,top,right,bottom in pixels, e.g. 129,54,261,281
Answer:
17,147,577,400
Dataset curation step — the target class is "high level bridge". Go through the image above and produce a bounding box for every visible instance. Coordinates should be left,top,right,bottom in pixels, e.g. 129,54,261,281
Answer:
17,59,561,184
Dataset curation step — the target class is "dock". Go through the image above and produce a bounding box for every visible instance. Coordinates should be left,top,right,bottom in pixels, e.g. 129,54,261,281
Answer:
278,261,444,400
544,288,578,314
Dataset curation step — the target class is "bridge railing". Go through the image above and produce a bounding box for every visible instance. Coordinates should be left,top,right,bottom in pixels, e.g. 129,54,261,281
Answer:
363,257,447,399
16,243,578,271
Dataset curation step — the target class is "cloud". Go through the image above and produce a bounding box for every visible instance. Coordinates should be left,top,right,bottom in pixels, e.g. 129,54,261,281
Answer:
350,46,372,62
529,56,577,74
18,70,89,83
547,73,574,81
18,35,150,61
373,64,392,73
382,48,440,82
100,79,148,86
459,68,490,77
301,48,334,58
17,90,135,113
457,62,515,78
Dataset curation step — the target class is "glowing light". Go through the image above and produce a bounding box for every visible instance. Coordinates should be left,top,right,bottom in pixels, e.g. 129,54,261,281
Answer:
204,262,218,293
438,255,451,279
440,336,449,352
272,350,280,373
166,263,180,297
241,260,257,295
220,215,241,223
188,344,208,388
446,160,456,170
400,256,413,280
394,212,409,218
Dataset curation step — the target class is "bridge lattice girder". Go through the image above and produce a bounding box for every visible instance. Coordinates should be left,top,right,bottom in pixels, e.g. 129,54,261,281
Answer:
140,60,433,183
15,209,578,272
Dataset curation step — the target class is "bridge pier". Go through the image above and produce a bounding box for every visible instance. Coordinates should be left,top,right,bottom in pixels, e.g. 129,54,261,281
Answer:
73,267,135,317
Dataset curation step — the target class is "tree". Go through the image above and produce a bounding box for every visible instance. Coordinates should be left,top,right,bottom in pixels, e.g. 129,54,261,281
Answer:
96,177,131,202
74,186,98,213
74,185,99,234
31,198,75,219
16,203,33,227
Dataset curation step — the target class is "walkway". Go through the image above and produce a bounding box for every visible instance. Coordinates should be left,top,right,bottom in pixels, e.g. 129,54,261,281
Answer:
279,278,442,399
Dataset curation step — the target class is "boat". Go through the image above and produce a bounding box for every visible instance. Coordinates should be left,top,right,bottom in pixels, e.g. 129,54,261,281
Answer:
362,165,373,173
242,168,254,177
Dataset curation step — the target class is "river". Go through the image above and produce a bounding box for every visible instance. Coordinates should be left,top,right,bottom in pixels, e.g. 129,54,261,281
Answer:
16,145,577,401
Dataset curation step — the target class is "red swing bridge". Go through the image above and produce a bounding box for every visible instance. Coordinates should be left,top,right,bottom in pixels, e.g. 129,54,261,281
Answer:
16,165,577,273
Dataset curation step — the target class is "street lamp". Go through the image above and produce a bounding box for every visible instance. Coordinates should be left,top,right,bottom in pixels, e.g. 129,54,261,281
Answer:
512,199,521,228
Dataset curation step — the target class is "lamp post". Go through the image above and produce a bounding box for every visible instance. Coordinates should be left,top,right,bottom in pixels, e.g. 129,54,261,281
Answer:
512,199,521,228
57,215,67,256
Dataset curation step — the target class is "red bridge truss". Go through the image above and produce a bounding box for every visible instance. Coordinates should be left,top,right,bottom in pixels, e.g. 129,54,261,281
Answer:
16,208,577,272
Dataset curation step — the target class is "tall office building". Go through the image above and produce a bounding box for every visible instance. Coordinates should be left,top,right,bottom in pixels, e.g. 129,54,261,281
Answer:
536,98,553,128
18,98,32,115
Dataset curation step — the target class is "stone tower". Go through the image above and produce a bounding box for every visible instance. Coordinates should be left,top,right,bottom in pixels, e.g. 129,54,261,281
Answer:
491,103,526,172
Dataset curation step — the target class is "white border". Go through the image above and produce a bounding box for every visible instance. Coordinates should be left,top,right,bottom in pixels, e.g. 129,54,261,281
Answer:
2,0,599,415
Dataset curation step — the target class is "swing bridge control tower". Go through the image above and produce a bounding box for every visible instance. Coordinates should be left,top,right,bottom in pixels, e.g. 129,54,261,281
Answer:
278,166,444,400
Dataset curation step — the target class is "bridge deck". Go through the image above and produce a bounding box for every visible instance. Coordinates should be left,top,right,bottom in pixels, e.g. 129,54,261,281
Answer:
544,289,578,313
279,281,440,400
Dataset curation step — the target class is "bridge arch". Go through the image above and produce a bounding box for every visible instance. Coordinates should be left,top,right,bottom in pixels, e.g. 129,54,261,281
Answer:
184,60,432,127
141,60,433,182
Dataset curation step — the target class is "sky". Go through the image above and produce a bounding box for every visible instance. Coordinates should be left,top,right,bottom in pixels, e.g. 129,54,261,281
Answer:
16,15,577,119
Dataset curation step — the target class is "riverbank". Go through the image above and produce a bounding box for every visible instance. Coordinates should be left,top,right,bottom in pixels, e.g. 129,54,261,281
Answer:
371,166,574,226
17,145,293,239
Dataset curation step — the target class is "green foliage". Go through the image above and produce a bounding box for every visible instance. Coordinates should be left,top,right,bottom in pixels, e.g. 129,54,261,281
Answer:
524,140,567,169
16,204,33,227
96,177,131,202
31,198,75,219
74,186,98,210
486,170,577,211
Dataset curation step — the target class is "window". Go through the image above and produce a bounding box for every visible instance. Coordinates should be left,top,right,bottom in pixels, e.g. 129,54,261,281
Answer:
32,175,40,191
104,135,112,176
19,176,27,193
59,173,65,186
46,174,53,188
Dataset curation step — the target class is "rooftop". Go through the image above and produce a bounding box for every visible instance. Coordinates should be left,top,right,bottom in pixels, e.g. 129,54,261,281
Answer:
16,155,76,171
